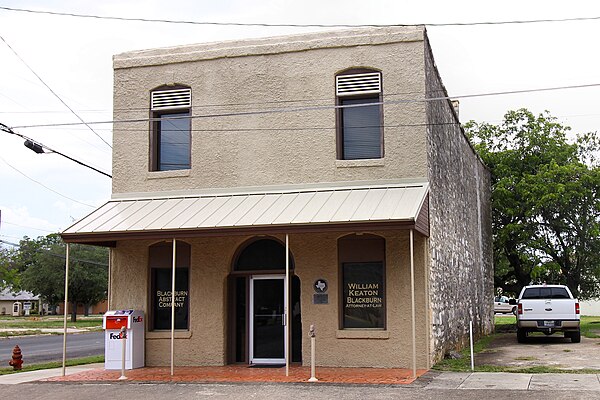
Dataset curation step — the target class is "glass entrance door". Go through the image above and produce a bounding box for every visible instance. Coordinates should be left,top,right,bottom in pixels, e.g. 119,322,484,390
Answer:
249,275,286,364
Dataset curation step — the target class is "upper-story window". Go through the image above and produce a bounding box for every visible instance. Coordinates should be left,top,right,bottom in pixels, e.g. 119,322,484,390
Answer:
336,69,383,160
150,86,192,171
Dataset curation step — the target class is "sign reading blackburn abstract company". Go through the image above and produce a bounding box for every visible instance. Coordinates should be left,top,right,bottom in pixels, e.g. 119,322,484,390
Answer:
152,268,190,330
156,290,189,309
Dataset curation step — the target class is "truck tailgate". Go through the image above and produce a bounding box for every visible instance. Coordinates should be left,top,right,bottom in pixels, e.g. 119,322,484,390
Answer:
520,299,578,320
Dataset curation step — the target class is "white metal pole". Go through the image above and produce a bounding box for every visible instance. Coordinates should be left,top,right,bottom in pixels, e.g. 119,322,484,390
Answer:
308,325,317,382
285,234,290,377
410,229,417,378
470,320,474,371
108,248,112,309
61,243,70,376
170,239,177,376
119,326,127,380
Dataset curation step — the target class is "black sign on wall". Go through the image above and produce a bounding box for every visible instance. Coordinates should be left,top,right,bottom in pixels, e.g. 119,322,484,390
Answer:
342,262,385,329
152,268,189,330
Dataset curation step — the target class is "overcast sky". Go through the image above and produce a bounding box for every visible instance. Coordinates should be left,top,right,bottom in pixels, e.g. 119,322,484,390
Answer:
1,0,600,243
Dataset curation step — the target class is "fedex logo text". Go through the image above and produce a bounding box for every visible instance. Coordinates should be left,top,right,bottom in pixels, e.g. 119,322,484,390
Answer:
109,332,127,340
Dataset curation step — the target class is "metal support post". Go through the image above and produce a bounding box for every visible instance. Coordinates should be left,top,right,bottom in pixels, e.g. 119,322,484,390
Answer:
61,243,70,377
119,326,127,380
170,239,177,376
308,324,318,382
469,320,474,371
285,234,290,377
410,229,417,378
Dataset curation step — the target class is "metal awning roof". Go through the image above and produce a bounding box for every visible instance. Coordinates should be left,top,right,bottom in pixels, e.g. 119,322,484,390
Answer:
62,180,429,244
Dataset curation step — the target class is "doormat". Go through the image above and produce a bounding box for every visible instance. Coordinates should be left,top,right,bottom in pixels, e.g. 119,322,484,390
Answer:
248,364,285,368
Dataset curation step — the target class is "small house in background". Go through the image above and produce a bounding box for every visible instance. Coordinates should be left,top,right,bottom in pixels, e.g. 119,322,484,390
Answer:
62,26,493,370
56,299,108,316
0,288,40,316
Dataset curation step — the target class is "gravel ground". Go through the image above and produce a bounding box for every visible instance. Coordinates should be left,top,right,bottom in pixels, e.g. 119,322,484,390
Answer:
475,332,600,370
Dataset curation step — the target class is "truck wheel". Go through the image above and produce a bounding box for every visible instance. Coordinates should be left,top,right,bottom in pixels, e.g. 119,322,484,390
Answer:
571,330,581,343
517,328,527,343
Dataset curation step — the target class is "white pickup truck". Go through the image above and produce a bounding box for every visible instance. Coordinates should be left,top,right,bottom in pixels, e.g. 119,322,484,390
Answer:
510,284,580,343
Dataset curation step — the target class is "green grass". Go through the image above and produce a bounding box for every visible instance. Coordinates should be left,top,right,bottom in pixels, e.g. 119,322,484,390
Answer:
0,355,104,375
494,315,517,332
580,316,600,338
432,315,600,373
0,316,102,329
492,315,600,338
433,334,496,371
514,356,537,361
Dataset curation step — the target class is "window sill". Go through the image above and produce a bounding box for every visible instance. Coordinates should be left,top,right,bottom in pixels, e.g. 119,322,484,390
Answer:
336,330,389,339
146,330,192,339
147,169,191,180
336,159,385,168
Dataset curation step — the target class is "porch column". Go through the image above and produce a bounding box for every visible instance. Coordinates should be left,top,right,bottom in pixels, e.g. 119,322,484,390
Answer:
61,243,70,376
410,229,417,378
285,234,290,376
170,239,177,376
108,248,112,309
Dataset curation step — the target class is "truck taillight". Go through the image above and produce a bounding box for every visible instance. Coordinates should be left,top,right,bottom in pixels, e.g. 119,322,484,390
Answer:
576,302,580,315
518,303,523,315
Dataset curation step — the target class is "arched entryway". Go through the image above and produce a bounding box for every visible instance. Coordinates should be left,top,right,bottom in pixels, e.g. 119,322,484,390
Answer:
227,238,302,364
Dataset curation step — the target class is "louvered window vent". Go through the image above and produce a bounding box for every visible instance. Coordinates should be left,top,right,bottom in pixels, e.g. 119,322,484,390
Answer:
336,72,381,97
151,88,192,110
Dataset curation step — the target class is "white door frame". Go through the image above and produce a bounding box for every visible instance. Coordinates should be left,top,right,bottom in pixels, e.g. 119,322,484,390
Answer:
249,274,287,365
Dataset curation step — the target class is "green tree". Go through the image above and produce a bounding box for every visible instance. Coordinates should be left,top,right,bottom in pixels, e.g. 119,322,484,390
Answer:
466,109,600,299
16,234,108,321
0,245,20,289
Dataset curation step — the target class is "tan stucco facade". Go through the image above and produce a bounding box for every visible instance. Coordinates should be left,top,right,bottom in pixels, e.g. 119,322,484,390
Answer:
111,27,429,195
109,230,430,368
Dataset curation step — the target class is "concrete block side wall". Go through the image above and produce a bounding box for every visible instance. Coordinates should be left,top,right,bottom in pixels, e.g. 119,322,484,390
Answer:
423,35,494,364
112,28,429,195
109,230,430,368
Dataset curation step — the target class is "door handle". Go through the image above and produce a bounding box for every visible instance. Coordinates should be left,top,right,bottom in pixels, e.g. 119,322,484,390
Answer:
282,314,286,326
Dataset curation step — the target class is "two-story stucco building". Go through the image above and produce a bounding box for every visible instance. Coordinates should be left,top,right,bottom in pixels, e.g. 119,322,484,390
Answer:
62,26,493,371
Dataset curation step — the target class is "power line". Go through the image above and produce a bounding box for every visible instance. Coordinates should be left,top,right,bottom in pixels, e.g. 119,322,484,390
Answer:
0,154,95,208
0,89,427,117
0,34,112,149
1,221,56,233
1,6,599,28
80,121,461,134
0,123,112,178
0,239,108,267
9,82,600,130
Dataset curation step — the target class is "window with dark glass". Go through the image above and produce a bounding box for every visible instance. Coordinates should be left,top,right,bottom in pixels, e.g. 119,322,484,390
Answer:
336,70,383,160
338,234,386,329
150,86,191,171
149,241,190,330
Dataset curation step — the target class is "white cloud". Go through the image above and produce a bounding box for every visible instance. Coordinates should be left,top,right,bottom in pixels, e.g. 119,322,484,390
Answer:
1,0,600,240
0,205,59,241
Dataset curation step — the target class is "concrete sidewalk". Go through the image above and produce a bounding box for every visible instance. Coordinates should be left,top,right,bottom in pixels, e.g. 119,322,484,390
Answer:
0,327,91,334
424,371,600,391
0,363,104,384
2,366,600,391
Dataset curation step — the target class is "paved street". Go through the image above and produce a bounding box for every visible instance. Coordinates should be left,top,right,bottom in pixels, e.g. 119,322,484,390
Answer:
0,332,103,364
0,381,596,400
